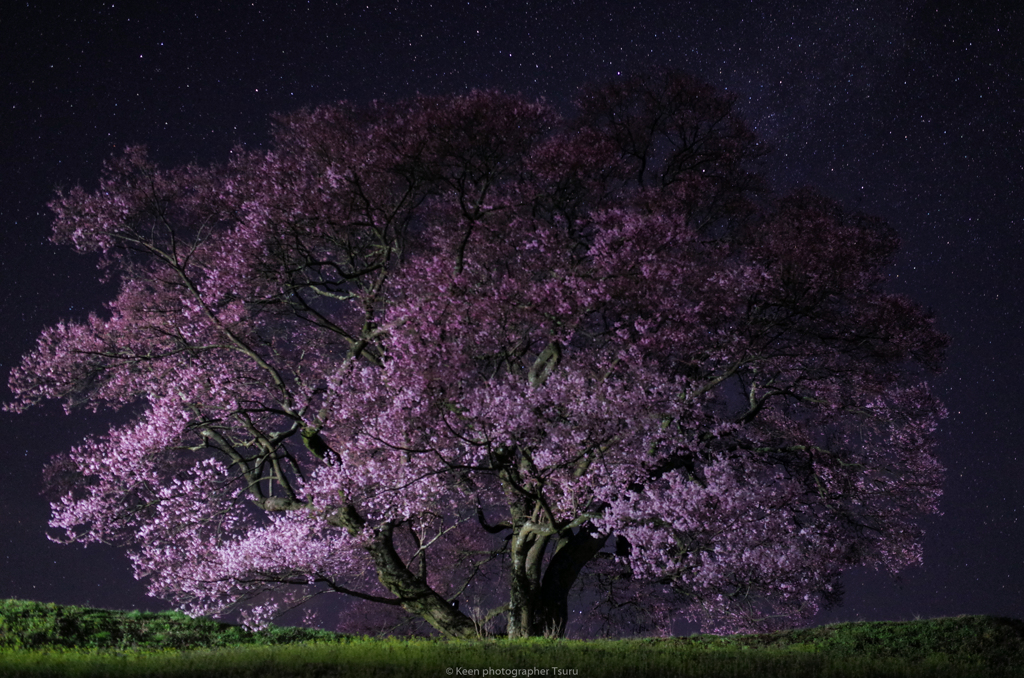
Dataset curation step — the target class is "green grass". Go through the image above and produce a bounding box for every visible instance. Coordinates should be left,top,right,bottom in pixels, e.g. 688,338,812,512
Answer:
2,599,1023,677
0,598,340,651
679,615,1024,665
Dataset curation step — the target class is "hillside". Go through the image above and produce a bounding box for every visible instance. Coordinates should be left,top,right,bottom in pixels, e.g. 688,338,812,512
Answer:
2,598,1024,673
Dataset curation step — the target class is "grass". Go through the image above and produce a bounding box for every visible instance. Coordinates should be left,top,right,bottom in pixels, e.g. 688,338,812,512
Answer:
0,598,340,651
2,599,1023,677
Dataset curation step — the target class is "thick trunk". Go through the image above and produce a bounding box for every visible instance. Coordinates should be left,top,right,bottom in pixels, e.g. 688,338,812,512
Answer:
536,529,608,636
507,526,608,638
507,522,551,638
497,446,607,638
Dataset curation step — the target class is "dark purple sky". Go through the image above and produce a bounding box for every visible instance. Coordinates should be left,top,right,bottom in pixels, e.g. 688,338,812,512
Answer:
1,0,1022,629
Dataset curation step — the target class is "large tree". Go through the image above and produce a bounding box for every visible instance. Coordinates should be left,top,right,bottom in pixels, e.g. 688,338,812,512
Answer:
8,71,946,638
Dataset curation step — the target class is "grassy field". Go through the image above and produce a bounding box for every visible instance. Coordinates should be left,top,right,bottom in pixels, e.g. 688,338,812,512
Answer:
2,598,1023,677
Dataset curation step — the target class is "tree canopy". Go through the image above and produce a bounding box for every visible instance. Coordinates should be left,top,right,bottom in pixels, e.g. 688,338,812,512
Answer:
8,71,947,637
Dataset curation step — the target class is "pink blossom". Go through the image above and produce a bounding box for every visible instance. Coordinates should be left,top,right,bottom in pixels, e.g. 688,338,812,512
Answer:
8,70,946,637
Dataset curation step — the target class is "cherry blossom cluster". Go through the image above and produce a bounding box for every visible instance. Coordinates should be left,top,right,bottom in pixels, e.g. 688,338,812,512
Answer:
8,71,947,636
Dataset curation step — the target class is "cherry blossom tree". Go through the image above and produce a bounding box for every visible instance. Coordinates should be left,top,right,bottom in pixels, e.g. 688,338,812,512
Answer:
8,71,947,638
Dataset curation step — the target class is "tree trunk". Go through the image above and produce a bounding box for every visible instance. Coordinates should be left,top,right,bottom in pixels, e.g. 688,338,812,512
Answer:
331,508,478,638
536,529,607,636
506,525,608,638
367,523,479,638
507,522,551,637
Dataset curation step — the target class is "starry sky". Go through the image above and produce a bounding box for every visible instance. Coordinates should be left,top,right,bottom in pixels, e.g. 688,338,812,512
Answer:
1,0,1022,629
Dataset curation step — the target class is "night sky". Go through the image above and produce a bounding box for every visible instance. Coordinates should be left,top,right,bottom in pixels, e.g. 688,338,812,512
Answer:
2,0,1022,630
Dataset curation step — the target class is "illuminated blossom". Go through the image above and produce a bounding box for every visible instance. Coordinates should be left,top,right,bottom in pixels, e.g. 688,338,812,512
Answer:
8,71,946,637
